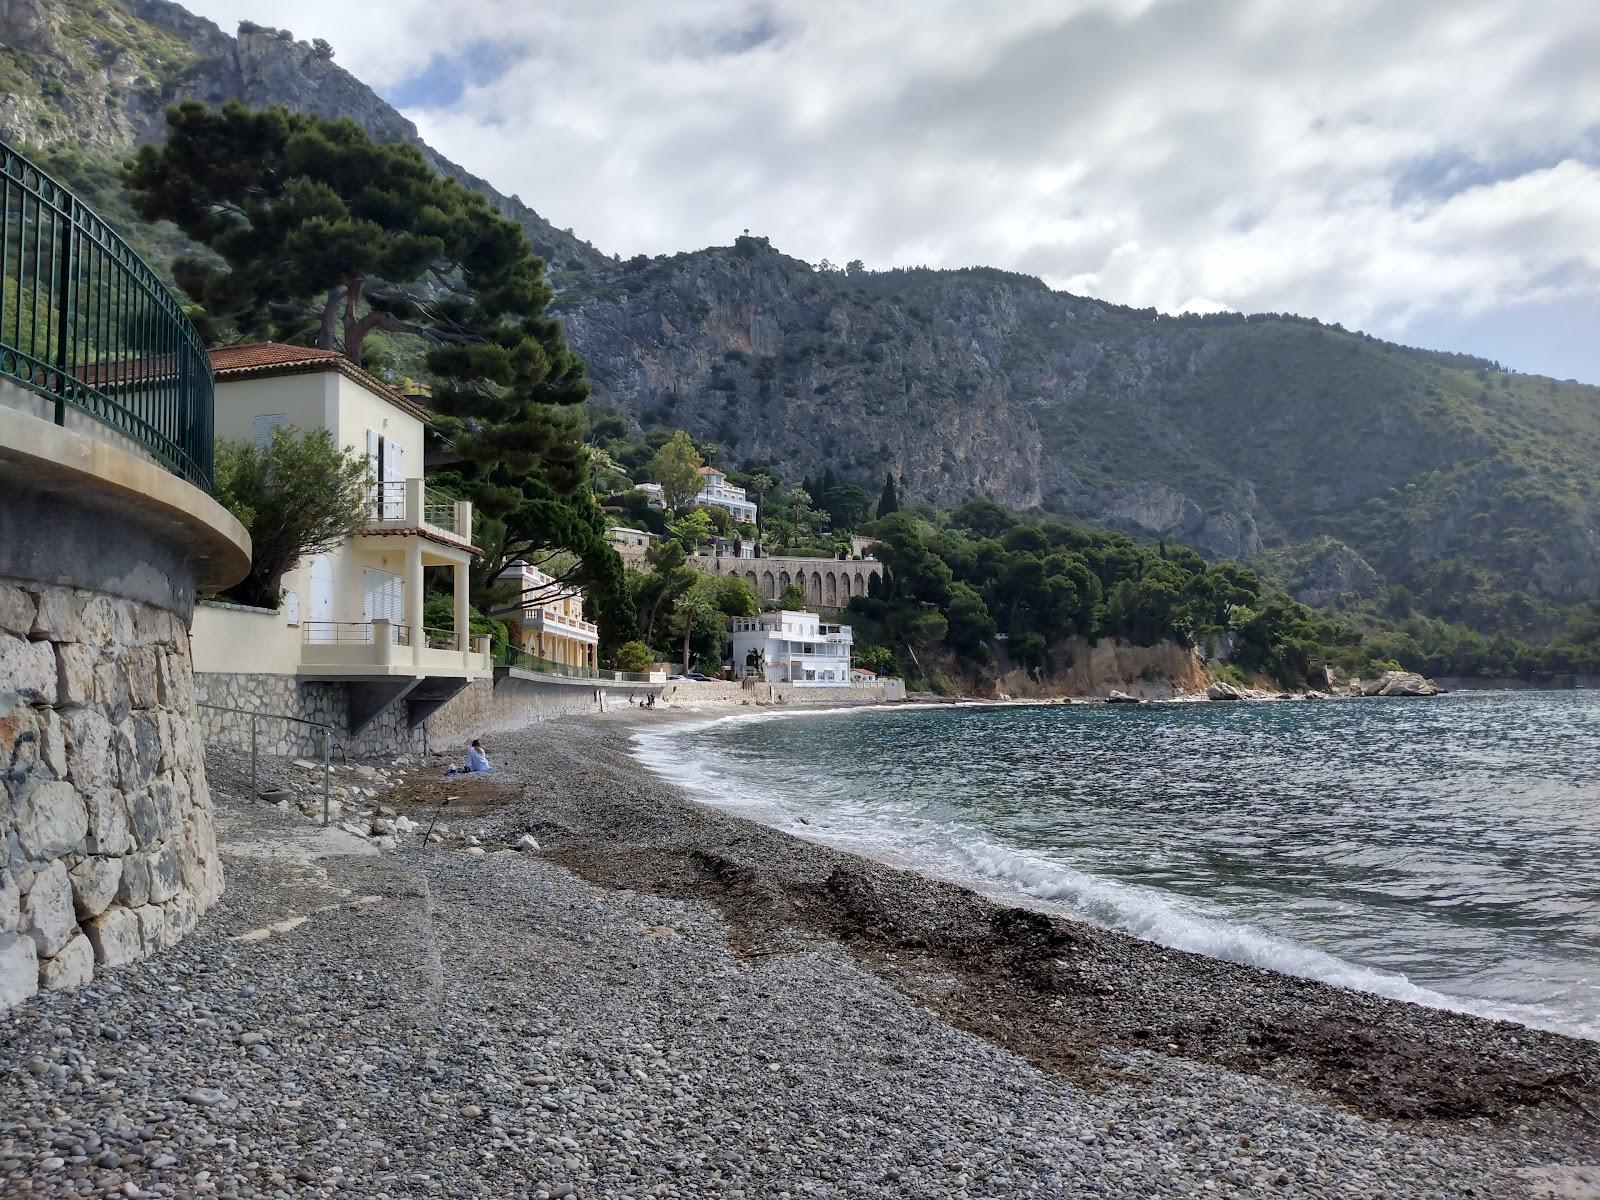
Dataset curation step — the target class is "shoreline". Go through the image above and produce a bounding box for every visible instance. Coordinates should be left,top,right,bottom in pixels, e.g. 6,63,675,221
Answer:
464,711,1599,1150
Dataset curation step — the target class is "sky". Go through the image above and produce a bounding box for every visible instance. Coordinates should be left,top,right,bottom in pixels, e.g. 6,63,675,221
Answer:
187,0,1600,383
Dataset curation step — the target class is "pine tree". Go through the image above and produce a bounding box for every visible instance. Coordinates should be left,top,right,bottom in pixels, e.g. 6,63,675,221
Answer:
877,472,900,517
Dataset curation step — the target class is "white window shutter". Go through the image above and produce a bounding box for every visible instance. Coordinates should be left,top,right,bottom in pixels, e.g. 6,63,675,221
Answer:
381,437,405,520
253,413,287,450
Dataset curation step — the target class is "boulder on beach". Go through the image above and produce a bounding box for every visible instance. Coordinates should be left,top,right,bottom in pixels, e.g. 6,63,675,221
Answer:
1104,690,1142,704
1360,670,1442,697
1206,680,1248,701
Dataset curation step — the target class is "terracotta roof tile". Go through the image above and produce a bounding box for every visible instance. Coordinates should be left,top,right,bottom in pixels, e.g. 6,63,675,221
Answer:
207,342,430,422
208,342,343,373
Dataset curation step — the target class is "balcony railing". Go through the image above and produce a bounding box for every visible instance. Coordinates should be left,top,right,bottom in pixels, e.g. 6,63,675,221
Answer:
495,643,653,683
365,479,470,540
0,139,214,490
303,620,411,647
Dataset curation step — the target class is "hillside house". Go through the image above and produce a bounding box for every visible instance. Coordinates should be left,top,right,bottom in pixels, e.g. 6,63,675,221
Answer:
190,343,492,732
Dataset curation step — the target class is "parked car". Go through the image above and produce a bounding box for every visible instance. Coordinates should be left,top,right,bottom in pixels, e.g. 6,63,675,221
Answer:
686,672,711,682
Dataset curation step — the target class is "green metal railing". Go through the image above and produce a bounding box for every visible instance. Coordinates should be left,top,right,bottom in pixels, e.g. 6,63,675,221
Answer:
495,642,654,683
0,139,214,490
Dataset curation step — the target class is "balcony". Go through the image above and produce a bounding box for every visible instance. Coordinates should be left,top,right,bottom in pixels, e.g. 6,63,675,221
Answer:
365,479,473,548
523,608,600,642
301,619,492,675
1,139,214,490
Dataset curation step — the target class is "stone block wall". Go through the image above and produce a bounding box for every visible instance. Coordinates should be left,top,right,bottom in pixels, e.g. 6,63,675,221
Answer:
1,581,223,1011
193,673,428,760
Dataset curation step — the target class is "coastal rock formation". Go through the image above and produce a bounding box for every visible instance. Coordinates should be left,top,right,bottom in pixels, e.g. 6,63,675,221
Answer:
1,583,222,1010
989,635,1215,700
1358,671,1443,697
1206,680,1250,701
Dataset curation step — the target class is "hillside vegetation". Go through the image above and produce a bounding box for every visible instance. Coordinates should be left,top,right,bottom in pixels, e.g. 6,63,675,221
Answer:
3,0,1596,671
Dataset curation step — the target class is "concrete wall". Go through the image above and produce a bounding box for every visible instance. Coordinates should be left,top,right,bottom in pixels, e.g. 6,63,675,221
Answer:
658,679,906,707
191,602,301,676
425,676,632,747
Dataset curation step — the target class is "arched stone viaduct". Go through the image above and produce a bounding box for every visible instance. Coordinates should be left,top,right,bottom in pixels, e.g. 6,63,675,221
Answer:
687,555,884,611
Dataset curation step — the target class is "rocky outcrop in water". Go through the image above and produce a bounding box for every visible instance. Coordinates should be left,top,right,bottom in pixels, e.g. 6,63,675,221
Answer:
1357,671,1443,697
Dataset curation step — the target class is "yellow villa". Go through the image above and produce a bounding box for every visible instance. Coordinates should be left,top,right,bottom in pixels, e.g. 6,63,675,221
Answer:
494,560,600,671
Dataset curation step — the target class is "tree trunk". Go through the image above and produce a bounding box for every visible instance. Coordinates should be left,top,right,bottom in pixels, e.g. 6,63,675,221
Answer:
682,625,692,674
318,288,341,350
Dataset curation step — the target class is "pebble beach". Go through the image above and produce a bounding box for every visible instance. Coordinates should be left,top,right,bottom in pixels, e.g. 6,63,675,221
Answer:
2,709,1596,1199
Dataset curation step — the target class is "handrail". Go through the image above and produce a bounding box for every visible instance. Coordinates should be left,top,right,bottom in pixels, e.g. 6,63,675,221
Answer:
495,643,653,683
0,139,214,490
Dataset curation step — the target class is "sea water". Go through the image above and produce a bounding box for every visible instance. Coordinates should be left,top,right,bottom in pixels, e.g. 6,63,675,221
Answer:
632,691,1600,1040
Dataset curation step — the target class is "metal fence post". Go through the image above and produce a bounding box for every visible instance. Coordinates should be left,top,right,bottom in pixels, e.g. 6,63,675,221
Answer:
322,729,332,828
250,714,258,801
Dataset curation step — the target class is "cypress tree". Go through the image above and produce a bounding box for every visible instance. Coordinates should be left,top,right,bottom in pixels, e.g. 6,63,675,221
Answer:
877,472,900,517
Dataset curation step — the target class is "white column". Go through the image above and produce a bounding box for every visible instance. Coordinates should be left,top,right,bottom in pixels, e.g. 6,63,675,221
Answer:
406,539,424,666
454,559,470,663
405,477,425,527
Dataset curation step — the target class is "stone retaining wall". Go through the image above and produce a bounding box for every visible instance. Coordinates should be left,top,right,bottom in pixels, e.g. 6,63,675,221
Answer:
193,673,427,760
426,677,623,748
2,582,223,1010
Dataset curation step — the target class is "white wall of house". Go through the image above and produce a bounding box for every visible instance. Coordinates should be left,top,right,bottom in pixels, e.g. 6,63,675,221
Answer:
729,610,853,685
205,363,486,679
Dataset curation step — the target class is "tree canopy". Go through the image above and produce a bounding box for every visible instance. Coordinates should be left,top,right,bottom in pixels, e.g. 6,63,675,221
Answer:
213,427,370,609
129,101,629,644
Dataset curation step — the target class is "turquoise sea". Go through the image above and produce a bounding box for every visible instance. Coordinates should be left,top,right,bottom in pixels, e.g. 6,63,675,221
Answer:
633,691,1600,1040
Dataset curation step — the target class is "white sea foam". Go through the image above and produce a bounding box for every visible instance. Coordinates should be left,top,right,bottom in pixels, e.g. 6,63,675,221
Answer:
628,707,1599,1042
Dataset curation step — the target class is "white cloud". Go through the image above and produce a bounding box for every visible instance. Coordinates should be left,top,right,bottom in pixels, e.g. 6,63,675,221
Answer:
182,0,1600,375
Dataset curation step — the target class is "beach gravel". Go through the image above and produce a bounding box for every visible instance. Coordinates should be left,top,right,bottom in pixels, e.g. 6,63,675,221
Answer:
0,720,1594,1198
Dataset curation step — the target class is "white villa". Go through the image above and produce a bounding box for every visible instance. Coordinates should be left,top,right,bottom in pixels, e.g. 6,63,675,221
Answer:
695,466,758,523
190,343,493,729
633,468,757,523
493,560,600,671
729,610,853,686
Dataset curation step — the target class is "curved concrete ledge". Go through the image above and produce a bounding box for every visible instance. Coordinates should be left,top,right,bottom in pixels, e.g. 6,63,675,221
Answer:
0,405,250,595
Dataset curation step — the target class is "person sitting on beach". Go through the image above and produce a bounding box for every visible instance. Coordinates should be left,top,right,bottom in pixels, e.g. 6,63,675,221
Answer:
447,740,493,775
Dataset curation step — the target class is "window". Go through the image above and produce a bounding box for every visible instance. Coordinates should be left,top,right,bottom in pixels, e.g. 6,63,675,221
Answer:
366,430,406,519
253,413,288,449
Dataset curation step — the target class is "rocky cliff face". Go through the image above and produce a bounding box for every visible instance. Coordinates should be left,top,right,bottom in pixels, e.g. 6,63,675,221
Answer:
0,0,608,274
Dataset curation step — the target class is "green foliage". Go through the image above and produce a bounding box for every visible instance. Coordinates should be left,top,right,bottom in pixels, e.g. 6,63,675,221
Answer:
667,508,714,553
613,640,655,673
856,507,1363,686
213,428,370,609
650,431,704,512
666,573,759,672
422,595,508,655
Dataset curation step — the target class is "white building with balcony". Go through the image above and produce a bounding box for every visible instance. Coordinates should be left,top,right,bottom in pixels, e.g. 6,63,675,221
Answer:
190,343,493,733
695,467,758,524
493,560,599,671
729,610,853,686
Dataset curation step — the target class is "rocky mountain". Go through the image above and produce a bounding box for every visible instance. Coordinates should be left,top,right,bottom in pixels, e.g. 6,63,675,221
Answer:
5,0,1599,637
0,0,608,274
564,242,1600,630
